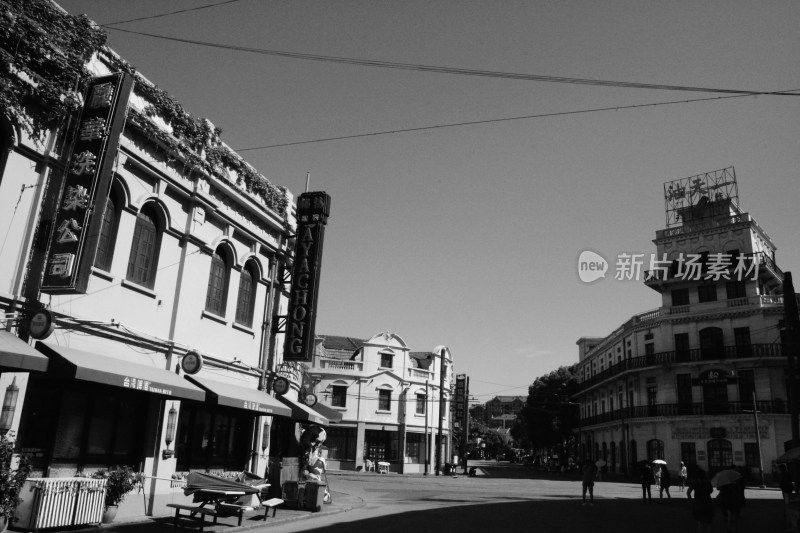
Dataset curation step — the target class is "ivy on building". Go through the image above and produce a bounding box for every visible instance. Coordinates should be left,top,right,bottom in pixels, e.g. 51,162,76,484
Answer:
0,0,288,217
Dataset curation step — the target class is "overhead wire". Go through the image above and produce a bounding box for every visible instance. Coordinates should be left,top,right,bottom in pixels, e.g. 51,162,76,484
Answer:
101,0,246,27
103,27,799,97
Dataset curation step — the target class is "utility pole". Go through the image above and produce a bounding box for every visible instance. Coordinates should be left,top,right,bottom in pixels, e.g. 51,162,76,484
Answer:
782,272,800,448
424,380,429,475
745,392,766,488
435,348,445,476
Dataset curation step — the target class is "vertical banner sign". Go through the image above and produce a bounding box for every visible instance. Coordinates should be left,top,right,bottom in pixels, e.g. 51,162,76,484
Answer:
283,191,331,362
41,73,133,293
455,374,466,424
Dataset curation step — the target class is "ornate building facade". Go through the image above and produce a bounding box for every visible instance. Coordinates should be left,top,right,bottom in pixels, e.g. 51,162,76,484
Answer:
575,169,796,483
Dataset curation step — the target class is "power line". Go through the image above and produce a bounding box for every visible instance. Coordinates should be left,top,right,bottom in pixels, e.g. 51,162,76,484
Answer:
101,0,246,27
235,93,767,152
104,27,800,98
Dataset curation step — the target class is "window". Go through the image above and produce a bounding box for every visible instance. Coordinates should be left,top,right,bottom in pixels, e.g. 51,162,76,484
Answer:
405,433,426,462
416,394,426,415
744,443,760,468
324,427,356,461
176,404,251,472
698,284,717,303
205,248,230,316
235,261,257,327
677,374,693,414
675,333,691,362
94,187,121,271
738,369,755,406
680,442,697,465
379,352,393,369
734,327,752,357
126,204,161,288
365,429,398,461
647,439,664,461
671,288,690,306
726,281,747,300
378,389,391,411
707,439,733,471
699,327,725,360
331,385,347,408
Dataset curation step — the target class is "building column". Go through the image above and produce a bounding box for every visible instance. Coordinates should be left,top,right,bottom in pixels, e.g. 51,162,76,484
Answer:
355,421,366,470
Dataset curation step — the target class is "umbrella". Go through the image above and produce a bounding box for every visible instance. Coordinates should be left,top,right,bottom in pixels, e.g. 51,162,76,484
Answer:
711,469,742,488
777,447,800,463
652,459,667,465
595,459,607,467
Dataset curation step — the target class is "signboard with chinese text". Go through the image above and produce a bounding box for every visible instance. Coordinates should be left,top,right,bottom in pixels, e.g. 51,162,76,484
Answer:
283,191,331,362
41,73,133,293
455,374,467,422
663,167,739,228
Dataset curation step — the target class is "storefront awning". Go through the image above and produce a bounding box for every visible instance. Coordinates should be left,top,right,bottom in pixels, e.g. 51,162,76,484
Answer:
310,401,343,423
185,375,292,417
0,332,49,372
36,342,205,401
276,395,329,426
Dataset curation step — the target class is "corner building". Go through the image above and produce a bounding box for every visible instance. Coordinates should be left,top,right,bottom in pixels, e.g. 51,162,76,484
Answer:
306,333,454,474
575,169,796,483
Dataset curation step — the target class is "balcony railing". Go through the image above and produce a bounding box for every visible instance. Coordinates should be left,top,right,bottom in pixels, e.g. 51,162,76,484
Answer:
408,368,432,379
579,343,783,391
318,358,363,372
580,400,788,427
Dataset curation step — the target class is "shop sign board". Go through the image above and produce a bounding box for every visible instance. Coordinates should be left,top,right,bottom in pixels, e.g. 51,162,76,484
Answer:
41,73,133,293
283,191,331,362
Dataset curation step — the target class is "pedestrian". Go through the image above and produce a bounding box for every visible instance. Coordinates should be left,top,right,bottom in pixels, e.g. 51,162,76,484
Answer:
779,463,794,505
582,460,598,506
678,461,687,492
640,462,655,502
686,465,715,533
659,466,672,499
716,476,745,533
654,464,662,489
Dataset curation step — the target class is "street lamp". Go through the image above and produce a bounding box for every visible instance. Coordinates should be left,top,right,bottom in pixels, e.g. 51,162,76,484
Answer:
0,378,19,434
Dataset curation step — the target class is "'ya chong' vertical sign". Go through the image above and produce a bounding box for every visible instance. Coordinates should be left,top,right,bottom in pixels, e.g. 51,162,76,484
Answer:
283,192,331,362
41,73,133,293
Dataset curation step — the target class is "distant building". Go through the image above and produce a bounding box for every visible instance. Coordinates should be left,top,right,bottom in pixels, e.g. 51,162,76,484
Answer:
305,333,454,474
575,169,795,483
485,395,526,417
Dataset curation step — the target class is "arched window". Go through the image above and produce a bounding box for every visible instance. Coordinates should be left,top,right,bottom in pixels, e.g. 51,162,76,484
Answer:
707,439,733,473
126,203,161,289
646,439,664,461
205,246,230,316
610,441,617,472
94,182,122,271
235,261,257,327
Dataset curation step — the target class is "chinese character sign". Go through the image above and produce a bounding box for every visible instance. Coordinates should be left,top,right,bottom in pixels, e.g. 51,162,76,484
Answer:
283,192,331,362
41,73,133,293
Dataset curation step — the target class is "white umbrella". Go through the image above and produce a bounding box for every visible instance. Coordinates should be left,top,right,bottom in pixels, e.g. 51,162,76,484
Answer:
595,459,607,467
711,469,742,488
652,459,667,465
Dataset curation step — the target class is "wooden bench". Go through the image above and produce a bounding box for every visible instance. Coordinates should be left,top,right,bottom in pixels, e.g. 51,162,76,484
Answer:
165,503,218,532
216,502,255,526
260,497,283,519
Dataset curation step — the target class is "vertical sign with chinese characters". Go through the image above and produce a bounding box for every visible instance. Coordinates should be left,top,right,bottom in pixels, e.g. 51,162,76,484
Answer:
283,192,331,362
455,374,467,423
41,73,133,293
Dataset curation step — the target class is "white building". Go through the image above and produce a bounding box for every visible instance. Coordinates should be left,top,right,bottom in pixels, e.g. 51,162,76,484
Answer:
575,169,796,483
306,333,454,474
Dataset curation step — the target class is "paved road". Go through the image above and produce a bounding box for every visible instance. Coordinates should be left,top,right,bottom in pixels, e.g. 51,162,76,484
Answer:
261,461,788,533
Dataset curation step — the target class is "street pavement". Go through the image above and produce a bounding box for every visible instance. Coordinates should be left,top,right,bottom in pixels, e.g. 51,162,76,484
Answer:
68,461,790,533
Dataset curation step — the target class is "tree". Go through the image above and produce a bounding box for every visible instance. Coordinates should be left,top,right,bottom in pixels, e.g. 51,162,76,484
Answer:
512,365,580,461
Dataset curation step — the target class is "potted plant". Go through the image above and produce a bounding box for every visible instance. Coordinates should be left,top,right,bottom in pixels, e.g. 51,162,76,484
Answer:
0,434,31,532
91,466,141,523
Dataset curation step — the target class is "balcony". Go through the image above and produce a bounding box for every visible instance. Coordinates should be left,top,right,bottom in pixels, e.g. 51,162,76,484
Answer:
318,358,363,372
578,343,783,391
580,399,787,427
644,252,782,291
407,368,432,380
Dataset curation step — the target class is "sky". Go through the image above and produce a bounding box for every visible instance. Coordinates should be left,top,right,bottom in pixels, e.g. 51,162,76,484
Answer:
56,0,800,403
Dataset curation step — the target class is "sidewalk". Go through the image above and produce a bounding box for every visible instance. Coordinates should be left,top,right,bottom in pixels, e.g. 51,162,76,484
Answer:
64,489,363,533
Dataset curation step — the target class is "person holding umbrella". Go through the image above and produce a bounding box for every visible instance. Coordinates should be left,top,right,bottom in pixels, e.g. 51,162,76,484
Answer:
639,461,655,502
686,465,715,533
712,469,745,533
659,464,672,499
